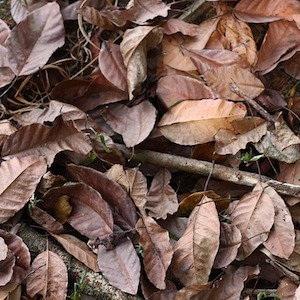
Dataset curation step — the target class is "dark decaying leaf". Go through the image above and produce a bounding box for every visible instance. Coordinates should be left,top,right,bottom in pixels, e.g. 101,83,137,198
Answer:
0,156,47,224
66,164,138,231
97,239,141,295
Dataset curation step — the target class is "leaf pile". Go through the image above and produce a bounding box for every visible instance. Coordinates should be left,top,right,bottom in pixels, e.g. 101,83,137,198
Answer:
1,0,300,299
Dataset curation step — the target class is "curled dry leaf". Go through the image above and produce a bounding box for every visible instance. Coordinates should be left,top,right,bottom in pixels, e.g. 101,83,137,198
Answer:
172,196,220,286
51,233,100,272
97,239,141,295
203,66,264,101
0,251,15,286
7,2,65,76
26,250,68,299
158,99,247,145
277,277,298,299
102,101,157,147
254,20,300,75
136,216,173,290
145,168,178,220
156,74,218,108
0,237,8,261
163,18,199,36
231,183,275,260
120,26,163,99
282,52,300,80
0,156,47,224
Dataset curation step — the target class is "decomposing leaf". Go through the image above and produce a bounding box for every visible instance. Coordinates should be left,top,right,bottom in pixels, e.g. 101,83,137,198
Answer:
26,250,68,299
277,277,298,300
163,18,199,36
231,183,275,260
53,195,73,224
136,216,173,290
0,237,8,261
97,239,140,295
7,2,65,76
0,251,15,286
102,101,157,147
282,52,300,79
145,169,178,220
0,156,47,224
203,66,264,101
172,196,220,286
158,99,247,145
51,233,100,272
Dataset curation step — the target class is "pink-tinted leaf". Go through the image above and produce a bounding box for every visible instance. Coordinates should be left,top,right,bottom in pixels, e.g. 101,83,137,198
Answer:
282,52,300,79
102,101,157,147
0,251,15,286
254,20,300,75
1,118,92,165
99,42,127,91
262,184,295,259
156,74,218,108
0,237,8,261
7,2,65,76
44,183,113,240
163,19,199,36
158,99,247,145
0,156,46,224
51,233,100,272
231,183,275,260
172,196,220,286
214,223,241,268
97,239,140,295
203,66,264,101
0,19,10,43
145,169,178,220
277,277,299,300
67,164,137,231
26,250,68,299
136,216,173,289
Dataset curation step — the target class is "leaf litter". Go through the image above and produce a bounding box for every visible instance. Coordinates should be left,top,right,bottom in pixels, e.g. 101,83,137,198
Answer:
0,0,300,299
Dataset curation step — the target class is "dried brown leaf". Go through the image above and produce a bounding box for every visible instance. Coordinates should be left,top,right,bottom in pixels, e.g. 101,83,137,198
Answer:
172,196,220,286
0,156,46,224
158,99,247,145
231,183,275,260
203,66,264,101
145,169,178,220
26,250,68,299
51,233,100,272
163,19,199,36
102,101,157,147
97,239,141,295
136,216,173,290
0,237,8,261
7,2,65,76
282,52,300,80
277,277,298,300
0,251,15,286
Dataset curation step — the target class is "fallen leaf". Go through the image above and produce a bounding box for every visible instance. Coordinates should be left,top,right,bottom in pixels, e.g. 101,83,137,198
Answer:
282,52,300,79
158,99,247,145
277,277,298,300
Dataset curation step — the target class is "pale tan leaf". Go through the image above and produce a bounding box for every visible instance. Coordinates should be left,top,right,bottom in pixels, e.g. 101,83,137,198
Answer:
203,66,264,101
262,184,295,259
214,222,242,268
136,216,173,290
125,168,148,212
7,2,65,76
145,169,178,219
102,101,157,147
121,26,163,98
1,118,92,165
0,251,15,286
215,117,268,155
172,196,220,286
0,19,10,43
277,277,298,300
51,233,100,272
0,237,8,261
0,283,20,300
26,250,68,299
156,74,218,108
0,156,47,224
97,239,140,295
254,20,300,75
163,18,199,36
231,183,275,260
105,164,129,193
158,99,247,145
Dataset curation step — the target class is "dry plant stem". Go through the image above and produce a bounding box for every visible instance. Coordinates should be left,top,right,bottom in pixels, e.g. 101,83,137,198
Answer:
18,225,142,300
124,149,300,198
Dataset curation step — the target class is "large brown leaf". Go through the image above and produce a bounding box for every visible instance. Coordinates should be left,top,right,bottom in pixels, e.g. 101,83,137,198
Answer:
43,183,113,240
7,2,65,76
102,101,157,147
158,99,247,145
231,183,275,260
0,156,47,224
145,169,178,220
26,250,68,299
97,239,141,295
172,196,220,286
66,164,137,231
1,118,92,165
136,216,173,290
